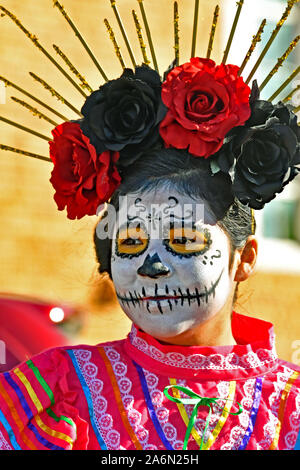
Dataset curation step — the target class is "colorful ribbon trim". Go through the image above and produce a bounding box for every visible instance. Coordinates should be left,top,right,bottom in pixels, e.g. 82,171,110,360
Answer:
66,349,108,450
269,370,299,450
164,384,243,450
99,348,143,450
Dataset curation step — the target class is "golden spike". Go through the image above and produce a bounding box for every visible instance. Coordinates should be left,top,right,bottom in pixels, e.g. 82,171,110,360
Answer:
282,84,300,103
293,104,300,113
0,144,51,163
191,0,200,58
137,0,159,73
0,75,69,121
11,97,59,127
268,66,300,101
259,35,300,92
0,6,87,98
104,18,126,70
109,0,137,68
0,116,51,142
174,2,179,66
132,10,150,65
222,0,245,64
246,0,299,84
238,19,267,77
251,209,255,235
53,45,93,93
206,5,220,59
29,72,82,117
53,1,108,81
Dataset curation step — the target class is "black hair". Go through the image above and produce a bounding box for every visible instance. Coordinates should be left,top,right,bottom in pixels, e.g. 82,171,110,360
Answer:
93,147,256,279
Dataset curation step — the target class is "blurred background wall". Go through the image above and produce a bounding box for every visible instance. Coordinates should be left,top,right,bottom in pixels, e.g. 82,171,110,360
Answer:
0,0,299,363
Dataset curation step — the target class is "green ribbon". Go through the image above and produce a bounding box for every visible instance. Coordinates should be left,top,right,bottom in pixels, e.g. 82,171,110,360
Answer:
163,384,243,451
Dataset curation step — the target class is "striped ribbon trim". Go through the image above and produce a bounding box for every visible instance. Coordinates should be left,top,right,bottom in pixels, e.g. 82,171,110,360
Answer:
98,347,143,450
14,367,73,447
269,370,300,450
0,409,21,450
0,379,37,449
169,378,236,450
27,359,75,430
133,361,173,450
238,377,263,450
66,349,108,450
294,427,300,450
3,372,64,450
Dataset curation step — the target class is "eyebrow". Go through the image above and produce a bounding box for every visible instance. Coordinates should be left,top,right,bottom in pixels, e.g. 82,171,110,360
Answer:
116,219,210,238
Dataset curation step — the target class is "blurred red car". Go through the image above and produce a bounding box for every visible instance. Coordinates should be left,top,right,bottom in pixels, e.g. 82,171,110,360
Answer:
0,293,85,372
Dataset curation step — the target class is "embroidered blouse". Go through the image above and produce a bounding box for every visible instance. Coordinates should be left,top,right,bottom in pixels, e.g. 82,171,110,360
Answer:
0,312,299,450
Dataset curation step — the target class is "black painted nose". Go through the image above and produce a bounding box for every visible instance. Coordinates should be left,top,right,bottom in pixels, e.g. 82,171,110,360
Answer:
137,253,170,278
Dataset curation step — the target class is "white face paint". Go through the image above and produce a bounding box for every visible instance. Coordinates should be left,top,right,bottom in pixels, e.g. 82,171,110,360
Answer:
111,187,235,340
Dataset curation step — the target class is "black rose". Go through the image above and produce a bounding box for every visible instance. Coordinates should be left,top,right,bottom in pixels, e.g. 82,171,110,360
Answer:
210,99,300,209
80,65,167,167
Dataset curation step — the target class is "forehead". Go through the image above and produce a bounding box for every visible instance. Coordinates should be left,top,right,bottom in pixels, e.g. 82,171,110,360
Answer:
114,187,224,236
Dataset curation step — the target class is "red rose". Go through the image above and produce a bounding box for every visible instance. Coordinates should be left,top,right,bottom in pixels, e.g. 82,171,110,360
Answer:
49,121,121,220
160,58,251,158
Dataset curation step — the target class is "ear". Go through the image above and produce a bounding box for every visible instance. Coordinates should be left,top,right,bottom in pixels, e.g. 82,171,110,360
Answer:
234,236,258,282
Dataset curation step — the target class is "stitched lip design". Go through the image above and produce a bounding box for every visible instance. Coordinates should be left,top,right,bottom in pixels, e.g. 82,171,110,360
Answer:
116,269,224,314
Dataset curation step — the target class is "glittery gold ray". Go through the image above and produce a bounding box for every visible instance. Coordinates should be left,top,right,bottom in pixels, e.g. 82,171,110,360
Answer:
238,19,267,77
53,45,93,93
109,0,137,68
246,0,299,85
174,2,179,66
0,76,69,121
53,1,108,81
29,72,82,117
104,18,126,70
0,144,51,163
0,5,87,98
11,97,59,127
137,0,159,73
293,104,300,113
251,209,255,234
222,0,245,64
268,66,300,101
132,10,150,65
259,35,300,92
0,116,51,142
191,0,200,58
282,84,300,103
206,5,220,60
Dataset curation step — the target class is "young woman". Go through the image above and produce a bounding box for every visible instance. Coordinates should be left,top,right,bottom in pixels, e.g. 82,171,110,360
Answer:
0,4,299,447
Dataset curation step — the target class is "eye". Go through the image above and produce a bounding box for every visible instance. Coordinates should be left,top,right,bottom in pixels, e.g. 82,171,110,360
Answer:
166,227,211,255
116,226,149,256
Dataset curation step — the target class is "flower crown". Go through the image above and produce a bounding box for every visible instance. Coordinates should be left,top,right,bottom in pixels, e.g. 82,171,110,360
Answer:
0,1,299,220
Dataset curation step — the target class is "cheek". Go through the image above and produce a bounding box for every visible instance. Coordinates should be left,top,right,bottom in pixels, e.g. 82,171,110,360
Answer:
111,255,139,288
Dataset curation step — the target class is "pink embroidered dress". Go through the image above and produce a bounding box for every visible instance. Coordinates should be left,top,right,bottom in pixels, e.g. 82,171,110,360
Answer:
0,312,299,450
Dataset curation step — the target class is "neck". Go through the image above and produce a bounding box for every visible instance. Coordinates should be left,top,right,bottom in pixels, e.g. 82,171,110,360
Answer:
157,294,237,347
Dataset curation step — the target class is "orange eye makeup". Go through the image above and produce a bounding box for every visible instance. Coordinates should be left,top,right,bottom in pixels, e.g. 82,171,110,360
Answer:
163,225,212,257
116,225,149,258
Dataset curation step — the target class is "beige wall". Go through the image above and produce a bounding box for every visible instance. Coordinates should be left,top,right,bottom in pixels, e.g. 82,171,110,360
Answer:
0,0,299,363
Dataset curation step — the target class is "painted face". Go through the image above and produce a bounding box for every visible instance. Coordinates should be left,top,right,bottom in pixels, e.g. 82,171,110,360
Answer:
111,187,235,339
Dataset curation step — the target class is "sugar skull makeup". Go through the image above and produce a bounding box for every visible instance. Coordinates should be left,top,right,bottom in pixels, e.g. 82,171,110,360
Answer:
111,187,236,339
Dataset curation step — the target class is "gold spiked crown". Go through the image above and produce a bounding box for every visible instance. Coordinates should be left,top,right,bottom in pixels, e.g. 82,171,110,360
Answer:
0,0,299,223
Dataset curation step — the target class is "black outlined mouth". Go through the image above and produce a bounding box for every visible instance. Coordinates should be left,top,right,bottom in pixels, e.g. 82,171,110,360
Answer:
116,269,224,314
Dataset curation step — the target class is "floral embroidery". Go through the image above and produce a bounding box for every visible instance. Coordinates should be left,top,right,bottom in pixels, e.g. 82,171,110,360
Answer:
104,346,157,450
129,325,277,371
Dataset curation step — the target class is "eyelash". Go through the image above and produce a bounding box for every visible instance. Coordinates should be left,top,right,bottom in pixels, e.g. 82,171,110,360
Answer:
163,228,212,259
115,226,212,259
